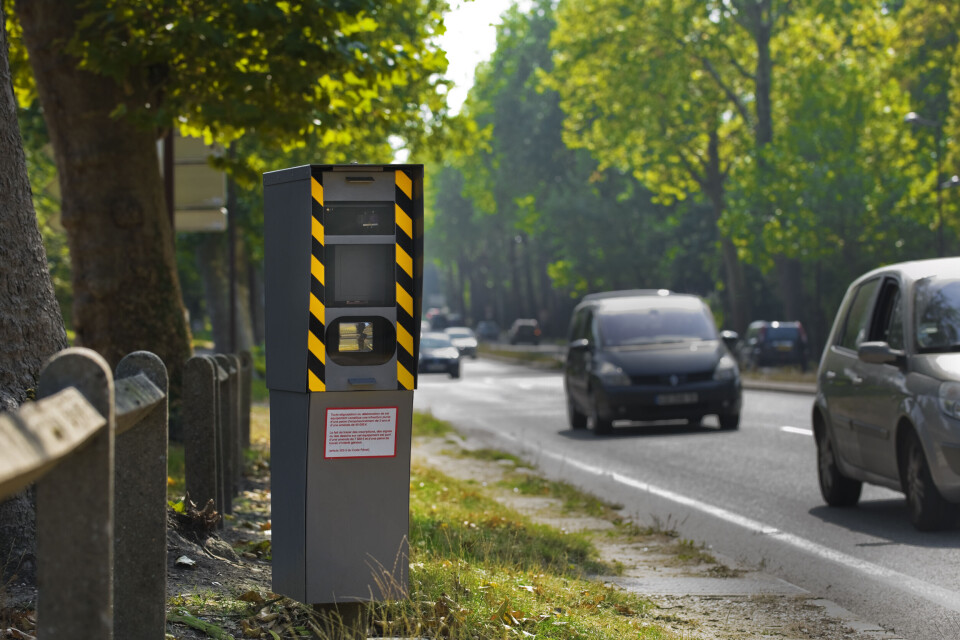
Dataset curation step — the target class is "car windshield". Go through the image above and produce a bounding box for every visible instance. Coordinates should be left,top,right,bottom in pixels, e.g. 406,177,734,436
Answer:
421,335,453,348
915,277,960,353
598,308,716,346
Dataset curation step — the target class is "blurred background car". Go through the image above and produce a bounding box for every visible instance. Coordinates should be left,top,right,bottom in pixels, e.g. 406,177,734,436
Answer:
508,318,541,345
737,320,809,371
564,289,741,435
813,257,960,530
475,320,501,342
418,332,461,378
444,326,478,358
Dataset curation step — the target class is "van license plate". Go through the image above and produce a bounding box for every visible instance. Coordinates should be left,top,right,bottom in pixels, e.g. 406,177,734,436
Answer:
655,392,698,406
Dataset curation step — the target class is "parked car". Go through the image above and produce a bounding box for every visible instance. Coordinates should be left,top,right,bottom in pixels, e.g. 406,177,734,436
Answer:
813,257,960,530
508,319,541,345
417,332,461,379
444,326,479,358
563,289,741,435
737,320,809,371
475,320,501,342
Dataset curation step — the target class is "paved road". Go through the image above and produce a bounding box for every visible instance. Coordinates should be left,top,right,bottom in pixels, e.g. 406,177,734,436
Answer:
413,358,960,640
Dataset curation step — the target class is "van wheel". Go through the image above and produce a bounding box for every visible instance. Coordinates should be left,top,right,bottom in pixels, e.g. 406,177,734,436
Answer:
590,393,613,435
816,425,861,507
567,397,587,430
449,365,461,379
903,433,956,531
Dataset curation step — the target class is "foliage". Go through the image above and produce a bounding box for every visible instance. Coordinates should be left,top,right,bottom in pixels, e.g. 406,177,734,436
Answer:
428,0,960,346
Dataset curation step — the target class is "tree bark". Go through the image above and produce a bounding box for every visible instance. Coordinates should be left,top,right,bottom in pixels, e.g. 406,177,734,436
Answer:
196,234,255,354
0,3,69,582
15,0,192,389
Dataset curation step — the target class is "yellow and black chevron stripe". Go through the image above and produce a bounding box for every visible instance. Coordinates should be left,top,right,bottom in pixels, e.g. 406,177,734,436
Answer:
308,174,326,392
395,170,417,390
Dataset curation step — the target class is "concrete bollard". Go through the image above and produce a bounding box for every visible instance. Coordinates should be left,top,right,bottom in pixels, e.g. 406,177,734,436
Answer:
184,356,219,511
36,347,115,639
239,350,253,450
226,353,243,491
114,351,168,640
213,354,235,515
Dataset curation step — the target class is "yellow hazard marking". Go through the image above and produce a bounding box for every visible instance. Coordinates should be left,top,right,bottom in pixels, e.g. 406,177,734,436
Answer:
395,245,413,278
311,255,325,285
396,284,413,317
397,324,414,356
311,177,323,204
308,370,325,392
312,215,324,246
309,293,325,324
397,363,414,390
308,331,325,362
395,171,412,200
395,204,412,238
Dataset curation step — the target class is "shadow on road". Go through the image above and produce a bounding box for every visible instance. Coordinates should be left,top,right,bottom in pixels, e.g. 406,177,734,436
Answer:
557,419,737,440
808,502,960,547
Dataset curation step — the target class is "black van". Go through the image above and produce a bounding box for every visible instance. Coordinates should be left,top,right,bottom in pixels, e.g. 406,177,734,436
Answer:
563,290,742,434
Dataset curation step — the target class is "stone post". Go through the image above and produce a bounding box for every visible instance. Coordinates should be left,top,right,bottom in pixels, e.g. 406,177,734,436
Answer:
114,351,168,640
36,347,115,639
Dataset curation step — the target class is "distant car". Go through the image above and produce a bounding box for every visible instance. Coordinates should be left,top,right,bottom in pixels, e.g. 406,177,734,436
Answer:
564,289,741,435
814,257,960,530
737,320,809,371
418,332,461,379
508,319,541,345
444,326,478,359
475,320,501,342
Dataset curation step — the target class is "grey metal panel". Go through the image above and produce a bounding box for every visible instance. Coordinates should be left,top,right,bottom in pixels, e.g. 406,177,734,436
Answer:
305,391,413,603
264,170,311,392
322,170,395,201
264,165,311,187
269,391,310,602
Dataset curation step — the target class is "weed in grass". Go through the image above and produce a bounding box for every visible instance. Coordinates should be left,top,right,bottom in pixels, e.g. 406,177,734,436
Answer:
413,410,455,437
500,472,621,520
458,447,530,468
671,539,717,566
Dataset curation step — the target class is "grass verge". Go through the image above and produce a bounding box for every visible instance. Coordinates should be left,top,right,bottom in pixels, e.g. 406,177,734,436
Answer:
163,409,681,639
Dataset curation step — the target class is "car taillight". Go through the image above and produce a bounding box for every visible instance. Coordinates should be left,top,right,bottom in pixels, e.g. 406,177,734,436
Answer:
797,322,807,341
534,328,541,336
759,326,766,340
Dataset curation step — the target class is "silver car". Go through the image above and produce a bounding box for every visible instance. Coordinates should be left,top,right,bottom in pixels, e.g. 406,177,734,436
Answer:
814,257,960,530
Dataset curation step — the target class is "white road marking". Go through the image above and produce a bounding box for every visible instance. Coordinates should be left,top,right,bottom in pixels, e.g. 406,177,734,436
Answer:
497,432,960,614
781,426,813,436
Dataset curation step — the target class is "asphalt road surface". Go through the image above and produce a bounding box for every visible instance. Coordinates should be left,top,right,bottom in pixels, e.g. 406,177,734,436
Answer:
413,357,960,640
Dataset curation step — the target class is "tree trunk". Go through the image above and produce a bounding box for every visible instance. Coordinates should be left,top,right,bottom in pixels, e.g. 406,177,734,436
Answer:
16,0,192,389
0,3,69,582
196,234,254,354
703,129,750,333
774,255,804,322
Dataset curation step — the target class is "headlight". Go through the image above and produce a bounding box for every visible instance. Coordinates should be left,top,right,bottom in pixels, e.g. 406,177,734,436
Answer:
597,360,631,386
938,381,960,419
714,354,739,381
